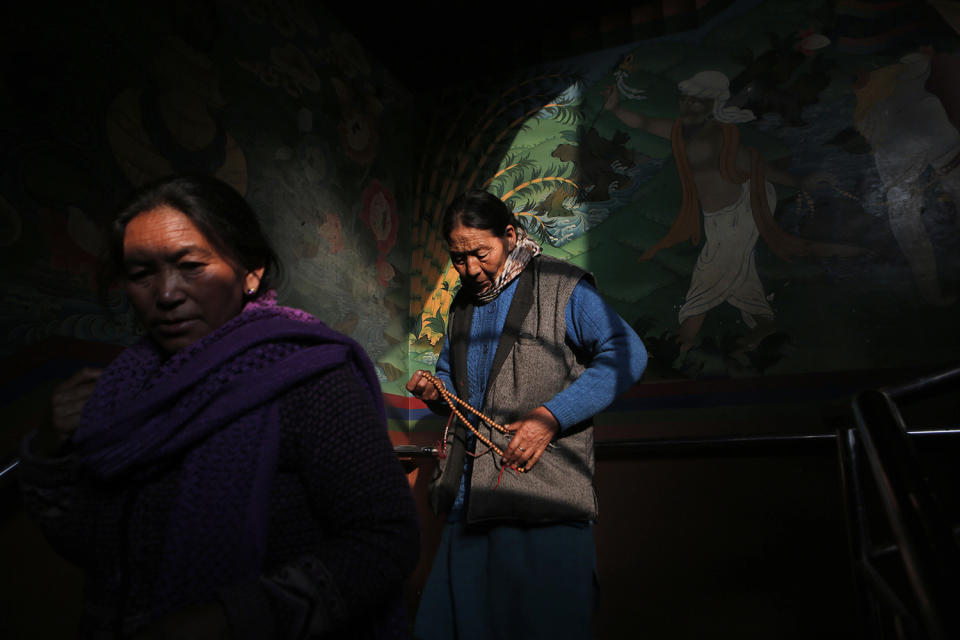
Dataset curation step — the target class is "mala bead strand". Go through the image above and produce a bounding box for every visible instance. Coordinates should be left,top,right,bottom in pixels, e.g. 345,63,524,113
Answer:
421,371,527,474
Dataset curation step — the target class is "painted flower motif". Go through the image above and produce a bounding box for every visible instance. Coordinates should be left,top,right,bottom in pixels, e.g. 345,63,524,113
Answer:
270,43,323,93
360,180,398,254
297,136,333,185
332,78,382,165
43,207,99,280
339,110,378,165
281,77,303,99
796,29,830,57
318,210,343,254
271,8,297,38
375,255,395,287
330,33,371,77
238,59,280,88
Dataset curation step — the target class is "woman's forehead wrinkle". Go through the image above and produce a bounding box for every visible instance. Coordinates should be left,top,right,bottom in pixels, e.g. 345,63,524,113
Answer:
448,227,495,254
124,207,216,258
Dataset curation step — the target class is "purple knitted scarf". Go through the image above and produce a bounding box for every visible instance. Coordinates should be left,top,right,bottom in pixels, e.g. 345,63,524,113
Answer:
72,292,385,617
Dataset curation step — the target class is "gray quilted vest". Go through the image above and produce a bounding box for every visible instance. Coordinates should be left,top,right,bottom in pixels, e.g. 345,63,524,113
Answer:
430,255,599,524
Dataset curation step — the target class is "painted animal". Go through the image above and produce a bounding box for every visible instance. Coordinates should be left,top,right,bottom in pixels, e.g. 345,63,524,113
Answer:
729,32,832,126
547,127,634,207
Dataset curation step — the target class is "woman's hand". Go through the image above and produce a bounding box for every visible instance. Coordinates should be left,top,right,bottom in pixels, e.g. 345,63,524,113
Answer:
502,406,559,471
35,367,102,456
405,370,443,404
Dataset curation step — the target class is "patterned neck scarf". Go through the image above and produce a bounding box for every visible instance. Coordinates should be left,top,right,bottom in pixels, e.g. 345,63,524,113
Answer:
474,226,542,304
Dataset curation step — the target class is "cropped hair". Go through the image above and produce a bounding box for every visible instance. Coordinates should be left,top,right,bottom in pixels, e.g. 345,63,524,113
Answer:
441,190,519,241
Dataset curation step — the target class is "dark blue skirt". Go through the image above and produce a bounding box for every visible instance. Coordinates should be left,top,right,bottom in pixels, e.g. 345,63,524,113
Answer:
413,520,597,640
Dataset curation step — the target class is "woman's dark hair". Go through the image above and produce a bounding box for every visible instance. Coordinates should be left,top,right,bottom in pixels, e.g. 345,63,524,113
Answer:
103,174,279,292
441,190,519,241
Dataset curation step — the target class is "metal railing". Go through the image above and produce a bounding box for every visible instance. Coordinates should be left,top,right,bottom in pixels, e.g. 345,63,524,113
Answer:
6,365,957,640
395,432,839,460
0,432,851,487
5,425,942,483
0,457,17,481
840,364,960,640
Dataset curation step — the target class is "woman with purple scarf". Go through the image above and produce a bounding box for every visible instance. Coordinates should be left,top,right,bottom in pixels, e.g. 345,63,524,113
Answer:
18,175,419,639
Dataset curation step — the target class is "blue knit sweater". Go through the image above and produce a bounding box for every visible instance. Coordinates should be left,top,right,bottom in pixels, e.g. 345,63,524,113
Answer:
432,277,647,518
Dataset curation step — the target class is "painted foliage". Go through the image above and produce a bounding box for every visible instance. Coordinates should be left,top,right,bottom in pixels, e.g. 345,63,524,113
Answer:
408,0,960,383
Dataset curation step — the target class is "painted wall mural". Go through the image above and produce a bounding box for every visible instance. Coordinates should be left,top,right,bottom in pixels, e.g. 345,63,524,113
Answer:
2,0,958,440
0,1,415,416
408,0,960,390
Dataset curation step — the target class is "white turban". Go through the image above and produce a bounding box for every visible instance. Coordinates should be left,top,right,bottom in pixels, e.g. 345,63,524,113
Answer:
678,70,755,124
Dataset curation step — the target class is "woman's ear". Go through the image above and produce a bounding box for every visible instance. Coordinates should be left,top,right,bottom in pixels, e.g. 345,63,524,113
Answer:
504,224,517,251
244,267,265,295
